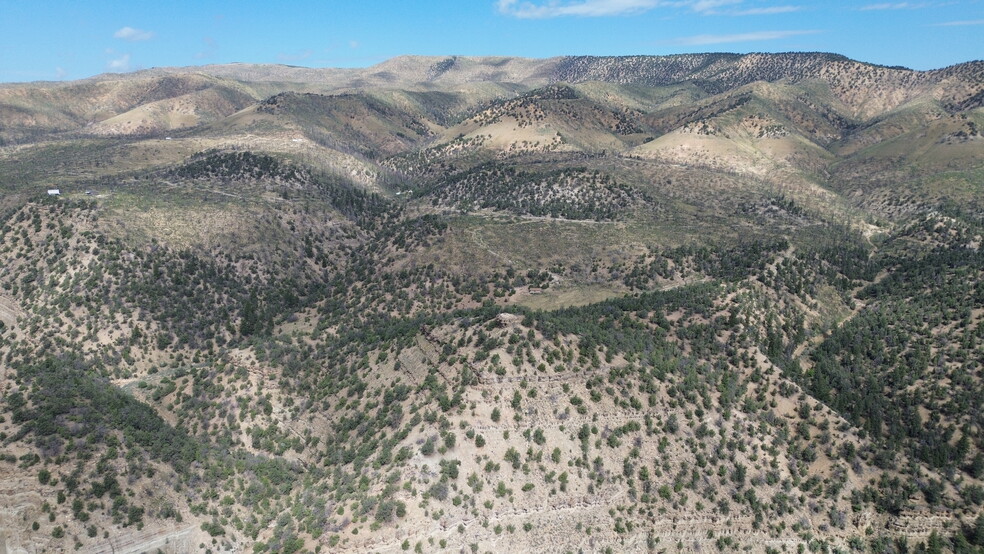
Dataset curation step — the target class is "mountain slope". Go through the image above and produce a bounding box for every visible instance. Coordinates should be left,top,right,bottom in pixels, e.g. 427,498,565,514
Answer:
1,52,983,554
0,74,259,144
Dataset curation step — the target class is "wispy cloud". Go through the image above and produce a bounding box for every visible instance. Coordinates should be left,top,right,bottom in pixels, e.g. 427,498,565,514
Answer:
731,5,801,15
858,2,930,9
695,2,802,15
666,29,819,45
113,26,155,41
690,0,741,14
107,53,131,71
932,18,984,26
496,0,801,18
55,67,67,79
496,0,664,18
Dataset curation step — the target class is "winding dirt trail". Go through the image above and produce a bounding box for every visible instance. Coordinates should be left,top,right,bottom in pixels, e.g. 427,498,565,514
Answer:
0,296,23,330
468,227,517,266
88,524,198,554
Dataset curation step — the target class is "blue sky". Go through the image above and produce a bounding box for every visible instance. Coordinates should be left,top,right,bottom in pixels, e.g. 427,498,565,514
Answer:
1,0,981,82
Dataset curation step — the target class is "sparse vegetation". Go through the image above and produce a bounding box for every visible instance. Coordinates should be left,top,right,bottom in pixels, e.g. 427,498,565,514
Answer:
0,52,981,554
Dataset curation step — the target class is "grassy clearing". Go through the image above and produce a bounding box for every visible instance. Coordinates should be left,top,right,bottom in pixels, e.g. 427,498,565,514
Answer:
509,283,628,310
417,213,648,276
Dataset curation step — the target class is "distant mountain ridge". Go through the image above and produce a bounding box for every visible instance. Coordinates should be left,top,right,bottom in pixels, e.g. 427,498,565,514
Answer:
4,52,975,128
1,51,981,191
22,52,980,92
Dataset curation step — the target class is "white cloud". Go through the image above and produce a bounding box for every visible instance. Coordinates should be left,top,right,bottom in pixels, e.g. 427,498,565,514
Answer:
496,0,802,18
55,67,67,79
113,26,155,41
932,18,984,26
694,1,802,15
496,0,666,18
667,29,819,45
690,0,741,14
107,53,131,71
858,2,934,10
731,5,801,15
